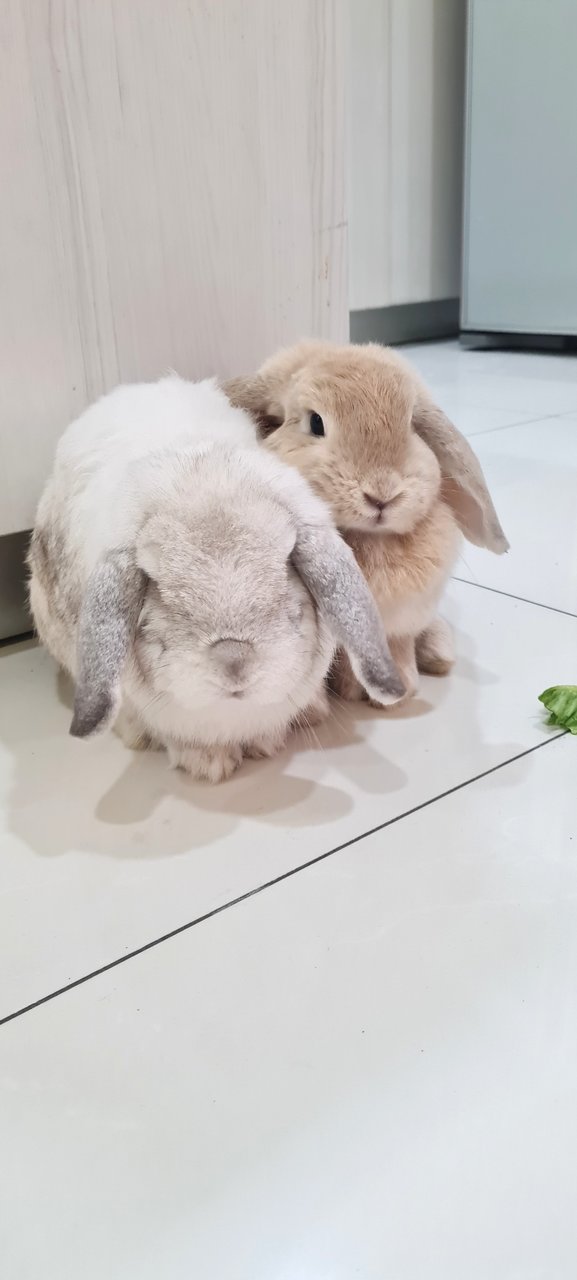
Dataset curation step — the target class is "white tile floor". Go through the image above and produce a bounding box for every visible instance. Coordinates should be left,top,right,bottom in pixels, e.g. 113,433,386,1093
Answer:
1,340,577,1279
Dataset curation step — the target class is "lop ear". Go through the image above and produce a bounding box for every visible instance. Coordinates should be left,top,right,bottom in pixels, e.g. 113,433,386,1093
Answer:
292,527,406,706
222,374,285,437
412,394,509,553
70,549,146,739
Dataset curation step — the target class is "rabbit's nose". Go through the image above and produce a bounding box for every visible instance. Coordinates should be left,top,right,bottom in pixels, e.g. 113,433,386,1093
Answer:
363,491,387,512
211,638,253,683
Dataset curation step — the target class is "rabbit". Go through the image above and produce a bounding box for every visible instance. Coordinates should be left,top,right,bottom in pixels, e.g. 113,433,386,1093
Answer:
28,375,406,782
224,340,509,703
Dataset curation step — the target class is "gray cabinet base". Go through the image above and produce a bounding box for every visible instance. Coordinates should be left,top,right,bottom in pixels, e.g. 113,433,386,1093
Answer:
460,331,577,353
351,299,459,346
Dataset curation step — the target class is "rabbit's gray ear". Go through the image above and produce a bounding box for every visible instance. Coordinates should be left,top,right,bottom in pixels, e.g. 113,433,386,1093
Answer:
222,374,285,437
292,527,406,705
70,549,146,739
412,395,509,553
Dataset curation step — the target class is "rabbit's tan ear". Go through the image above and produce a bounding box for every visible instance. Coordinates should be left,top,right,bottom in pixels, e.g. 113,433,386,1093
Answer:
223,375,285,437
70,549,146,738
412,395,509,553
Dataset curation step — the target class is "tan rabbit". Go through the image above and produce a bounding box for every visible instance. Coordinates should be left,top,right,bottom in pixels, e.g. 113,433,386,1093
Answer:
224,341,508,703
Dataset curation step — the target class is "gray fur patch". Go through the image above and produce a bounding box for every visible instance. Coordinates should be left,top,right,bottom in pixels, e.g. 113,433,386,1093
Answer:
70,550,146,738
292,526,406,702
29,524,81,628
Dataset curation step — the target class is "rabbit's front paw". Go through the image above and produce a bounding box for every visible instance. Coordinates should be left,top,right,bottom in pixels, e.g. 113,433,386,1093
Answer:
169,742,243,783
416,616,455,676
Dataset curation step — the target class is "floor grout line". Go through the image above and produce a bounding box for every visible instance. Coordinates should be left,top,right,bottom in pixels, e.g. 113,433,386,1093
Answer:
452,576,577,619
465,411,571,439
0,731,566,1029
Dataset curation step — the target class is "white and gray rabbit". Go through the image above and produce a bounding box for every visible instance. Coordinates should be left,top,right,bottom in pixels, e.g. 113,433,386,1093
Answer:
29,375,405,782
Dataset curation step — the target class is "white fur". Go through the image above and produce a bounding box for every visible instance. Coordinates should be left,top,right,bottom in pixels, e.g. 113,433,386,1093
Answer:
30,376,403,782
41,376,258,573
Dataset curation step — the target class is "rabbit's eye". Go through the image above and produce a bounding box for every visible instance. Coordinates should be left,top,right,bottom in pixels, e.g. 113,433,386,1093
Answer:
309,411,325,437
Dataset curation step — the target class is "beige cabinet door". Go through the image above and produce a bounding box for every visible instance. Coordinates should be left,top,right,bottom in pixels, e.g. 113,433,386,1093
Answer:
0,0,347,535
349,0,464,312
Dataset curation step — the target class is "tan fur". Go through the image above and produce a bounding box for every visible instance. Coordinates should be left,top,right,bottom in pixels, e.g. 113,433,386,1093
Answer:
224,340,508,703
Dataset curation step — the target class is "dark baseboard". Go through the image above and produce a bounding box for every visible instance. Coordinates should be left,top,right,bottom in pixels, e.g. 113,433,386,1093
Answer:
0,530,32,641
350,298,460,346
460,330,577,352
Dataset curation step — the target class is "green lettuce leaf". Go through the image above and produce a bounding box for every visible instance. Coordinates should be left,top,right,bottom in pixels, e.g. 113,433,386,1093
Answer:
539,685,577,733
